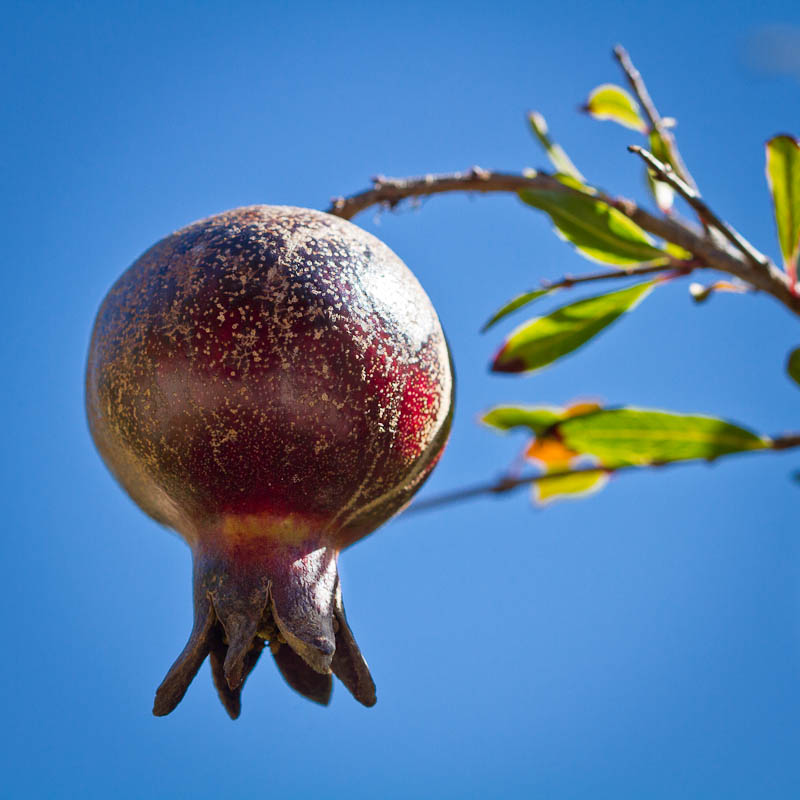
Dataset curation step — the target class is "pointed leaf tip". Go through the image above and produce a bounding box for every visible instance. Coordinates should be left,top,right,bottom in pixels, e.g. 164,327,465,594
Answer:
527,111,585,181
481,402,603,436
491,281,656,374
481,405,564,436
584,84,647,132
556,408,769,467
766,134,800,287
490,349,528,374
482,287,556,332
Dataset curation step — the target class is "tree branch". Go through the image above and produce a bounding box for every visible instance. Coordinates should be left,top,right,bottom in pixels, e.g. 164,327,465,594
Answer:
629,145,771,270
406,433,800,514
612,45,697,192
327,169,800,316
508,259,697,295
328,166,522,219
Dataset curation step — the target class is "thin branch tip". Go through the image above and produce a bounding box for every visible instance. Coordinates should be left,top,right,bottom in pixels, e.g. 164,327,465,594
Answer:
628,145,772,271
612,45,698,194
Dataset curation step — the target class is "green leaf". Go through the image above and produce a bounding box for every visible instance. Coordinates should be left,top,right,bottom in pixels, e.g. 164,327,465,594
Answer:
481,405,563,436
766,135,800,285
492,281,656,374
648,130,672,163
528,111,585,181
646,131,675,212
583,84,647,132
788,347,800,387
482,287,557,332
533,470,608,506
664,241,693,261
519,186,670,266
557,408,769,466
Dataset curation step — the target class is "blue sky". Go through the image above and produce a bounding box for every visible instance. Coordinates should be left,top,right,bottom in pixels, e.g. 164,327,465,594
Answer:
2,1,800,797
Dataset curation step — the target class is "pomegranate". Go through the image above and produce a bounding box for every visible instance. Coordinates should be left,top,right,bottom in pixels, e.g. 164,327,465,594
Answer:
86,205,453,717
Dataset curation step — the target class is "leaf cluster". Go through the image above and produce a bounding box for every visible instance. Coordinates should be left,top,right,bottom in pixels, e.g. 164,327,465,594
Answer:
479,53,800,505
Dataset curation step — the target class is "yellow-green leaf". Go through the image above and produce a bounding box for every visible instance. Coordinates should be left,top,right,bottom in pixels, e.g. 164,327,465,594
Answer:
646,131,675,212
533,470,609,506
519,186,670,266
788,347,800,387
648,130,668,160
482,287,557,332
766,135,800,285
492,281,655,374
481,405,563,436
557,408,769,466
664,241,693,261
583,84,647,133
528,111,585,181
482,402,604,436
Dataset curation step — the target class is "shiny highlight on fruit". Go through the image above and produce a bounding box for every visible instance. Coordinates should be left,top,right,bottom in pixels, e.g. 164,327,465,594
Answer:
86,206,453,717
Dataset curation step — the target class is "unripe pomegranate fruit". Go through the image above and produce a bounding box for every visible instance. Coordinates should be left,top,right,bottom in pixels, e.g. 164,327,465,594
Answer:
86,205,453,717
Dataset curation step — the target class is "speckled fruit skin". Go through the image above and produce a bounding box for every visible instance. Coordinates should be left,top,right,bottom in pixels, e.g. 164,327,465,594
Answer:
86,205,453,717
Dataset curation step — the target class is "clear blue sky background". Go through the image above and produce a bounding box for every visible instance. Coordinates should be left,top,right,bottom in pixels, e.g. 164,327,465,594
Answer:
2,1,799,797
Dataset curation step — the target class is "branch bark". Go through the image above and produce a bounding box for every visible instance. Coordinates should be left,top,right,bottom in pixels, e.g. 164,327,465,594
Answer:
501,259,696,296
406,433,800,514
612,45,697,192
327,169,800,316
326,45,799,520
629,145,771,269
